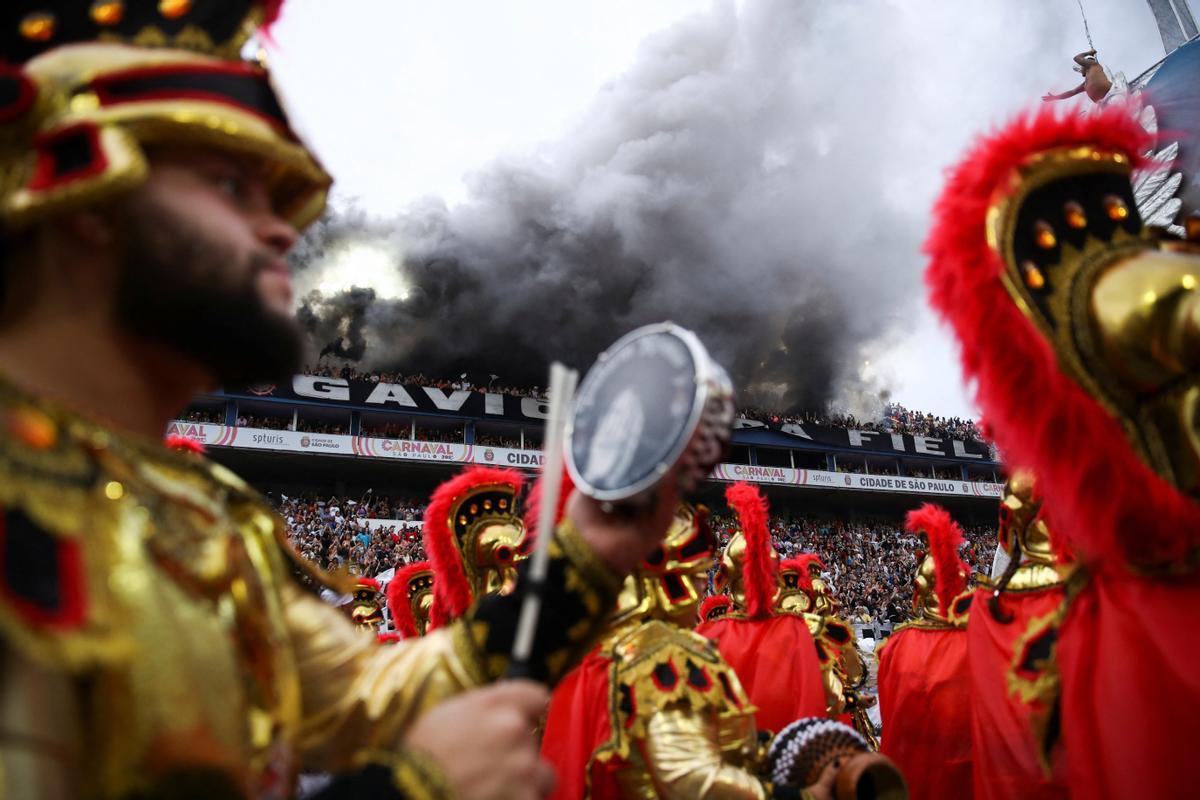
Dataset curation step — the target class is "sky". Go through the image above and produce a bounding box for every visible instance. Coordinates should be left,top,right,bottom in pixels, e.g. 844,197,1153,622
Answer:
265,0,1178,419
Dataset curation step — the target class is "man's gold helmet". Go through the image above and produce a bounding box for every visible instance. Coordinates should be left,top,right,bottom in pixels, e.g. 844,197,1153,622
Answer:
0,2,329,231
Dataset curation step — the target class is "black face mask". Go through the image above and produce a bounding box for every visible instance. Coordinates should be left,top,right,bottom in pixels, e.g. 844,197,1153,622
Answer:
114,195,303,388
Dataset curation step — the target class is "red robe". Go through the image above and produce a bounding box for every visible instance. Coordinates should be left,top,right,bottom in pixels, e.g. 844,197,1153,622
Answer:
876,624,972,800
1056,572,1200,799
966,585,1068,800
695,613,826,733
541,649,619,800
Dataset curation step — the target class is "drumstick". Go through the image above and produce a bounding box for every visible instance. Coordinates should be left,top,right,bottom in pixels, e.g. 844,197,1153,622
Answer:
508,361,578,677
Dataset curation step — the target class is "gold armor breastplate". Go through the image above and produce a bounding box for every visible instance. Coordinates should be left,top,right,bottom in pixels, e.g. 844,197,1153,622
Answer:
595,620,764,799
0,394,303,798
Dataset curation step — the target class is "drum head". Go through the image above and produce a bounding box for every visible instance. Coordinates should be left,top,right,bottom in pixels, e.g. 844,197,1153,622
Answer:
567,323,709,501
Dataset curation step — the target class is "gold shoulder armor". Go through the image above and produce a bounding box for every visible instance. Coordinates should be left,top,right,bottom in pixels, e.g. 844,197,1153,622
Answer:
0,404,133,670
602,621,753,759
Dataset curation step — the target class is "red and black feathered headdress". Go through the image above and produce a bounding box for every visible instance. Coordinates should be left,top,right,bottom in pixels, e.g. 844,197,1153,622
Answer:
387,560,433,639
726,481,776,619
905,503,968,618
423,466,525,623
699,594,732,622
924,105,1200,569
780,557,815,596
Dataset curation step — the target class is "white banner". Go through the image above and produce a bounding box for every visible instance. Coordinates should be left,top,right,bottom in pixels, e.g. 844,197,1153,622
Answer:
352,437,472,463
167,423,1001,498
472,446,545,469
711,463,1002,498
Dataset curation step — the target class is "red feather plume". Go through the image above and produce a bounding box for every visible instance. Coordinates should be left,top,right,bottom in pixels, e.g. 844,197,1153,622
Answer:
523,465,575,546
423,467,525,622
376,632,402,644
923,104,1200,571
793,553,826,578
699,594,731,622
260,0,285,42
905,503,968,617
164,433,206,454
355,577,381,593
780,557,815,595
387,561,432,639
725,482,775,619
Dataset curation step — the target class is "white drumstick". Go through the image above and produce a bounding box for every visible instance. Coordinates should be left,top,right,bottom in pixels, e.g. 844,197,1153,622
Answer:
510,361,578,671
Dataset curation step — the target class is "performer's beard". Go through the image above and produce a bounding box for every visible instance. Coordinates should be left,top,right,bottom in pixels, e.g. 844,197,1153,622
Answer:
114,201,303,388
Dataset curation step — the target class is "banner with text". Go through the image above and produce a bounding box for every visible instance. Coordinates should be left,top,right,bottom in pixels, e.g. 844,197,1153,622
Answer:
711,463,1003,498
166,422,1001,498
218,376,995,461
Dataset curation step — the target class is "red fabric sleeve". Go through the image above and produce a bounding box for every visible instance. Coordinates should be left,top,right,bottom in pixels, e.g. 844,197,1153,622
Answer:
696,615,827,733
541,649,614,800
877,625,973,800
1058,573,1200,799
966,586,1069,800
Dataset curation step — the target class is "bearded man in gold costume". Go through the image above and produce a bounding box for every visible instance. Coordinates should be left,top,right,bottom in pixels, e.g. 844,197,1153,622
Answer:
0,3,680,797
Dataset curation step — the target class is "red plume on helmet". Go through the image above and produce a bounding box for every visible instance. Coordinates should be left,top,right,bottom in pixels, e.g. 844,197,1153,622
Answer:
922,104,1200,570
726,482,776,619
164,433,206,455
423,466,525,623
699,594,732,622
388,561,432,639
523,465,575,549
905,503,968,618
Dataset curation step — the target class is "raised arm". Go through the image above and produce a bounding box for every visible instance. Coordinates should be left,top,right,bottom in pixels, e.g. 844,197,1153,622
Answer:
1042,82,1085,102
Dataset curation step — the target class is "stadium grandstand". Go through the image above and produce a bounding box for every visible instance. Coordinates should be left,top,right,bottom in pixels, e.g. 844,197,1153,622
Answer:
172,367,1003,634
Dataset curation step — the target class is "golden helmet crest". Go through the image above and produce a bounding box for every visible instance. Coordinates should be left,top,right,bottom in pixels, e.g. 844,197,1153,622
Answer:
613,504,716,628
347,577,384,631
424,467,527,621
998,470,1056,565
388,561,435,638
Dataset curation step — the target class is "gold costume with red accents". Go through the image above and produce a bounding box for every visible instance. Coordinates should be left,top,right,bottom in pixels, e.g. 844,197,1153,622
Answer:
542,505,805,800
966,472,1070,800
695,484,828,735
927,104,1200,798
876,504,974,800
0,379,622,798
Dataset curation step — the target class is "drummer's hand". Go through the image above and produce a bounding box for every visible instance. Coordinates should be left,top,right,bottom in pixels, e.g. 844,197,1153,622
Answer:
802,760,839,800
565,481,679,575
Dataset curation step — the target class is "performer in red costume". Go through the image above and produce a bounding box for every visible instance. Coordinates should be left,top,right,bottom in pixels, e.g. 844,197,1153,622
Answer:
927,103,1200,798
876,504,974,800
696,483,827,733
967,472,1069,799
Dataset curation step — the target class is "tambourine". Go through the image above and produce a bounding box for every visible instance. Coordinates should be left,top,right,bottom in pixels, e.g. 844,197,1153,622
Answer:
565,322,734,504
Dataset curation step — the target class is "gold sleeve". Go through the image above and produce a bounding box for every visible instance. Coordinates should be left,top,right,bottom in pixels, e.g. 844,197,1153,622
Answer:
635,708,771,800
288,520,622,771
284,583,476,770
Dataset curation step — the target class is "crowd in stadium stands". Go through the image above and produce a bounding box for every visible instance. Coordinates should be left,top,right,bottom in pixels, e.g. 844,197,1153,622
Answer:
710,512,997,624
738,402,985,443
179,409,223,424
273,488,997,625
303,363,548,400
235,413,292,430
276,492,427,578
475,434,524,448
